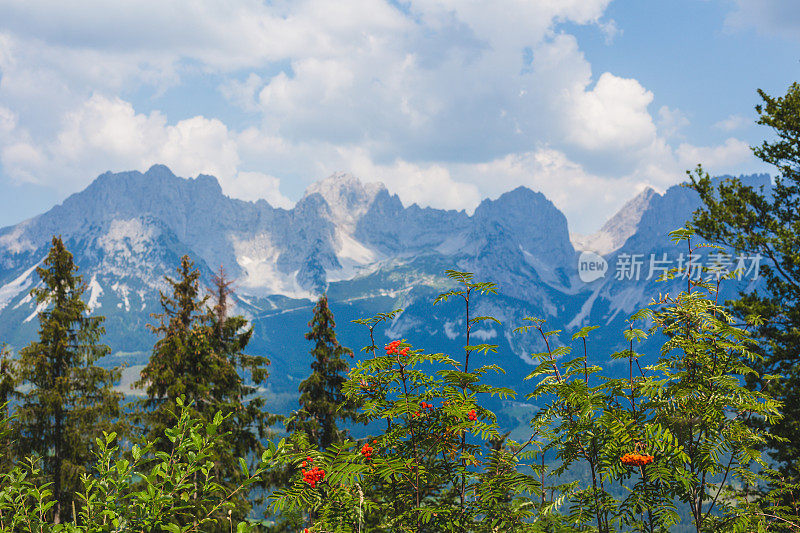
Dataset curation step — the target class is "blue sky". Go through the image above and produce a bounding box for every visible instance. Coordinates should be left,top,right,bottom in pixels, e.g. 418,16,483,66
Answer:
0,0,797,234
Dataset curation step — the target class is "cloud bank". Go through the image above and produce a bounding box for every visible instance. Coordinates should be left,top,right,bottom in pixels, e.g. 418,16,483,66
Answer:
0,0,765,232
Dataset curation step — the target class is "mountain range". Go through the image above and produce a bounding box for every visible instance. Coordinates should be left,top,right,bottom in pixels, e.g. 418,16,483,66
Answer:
0,165,771,433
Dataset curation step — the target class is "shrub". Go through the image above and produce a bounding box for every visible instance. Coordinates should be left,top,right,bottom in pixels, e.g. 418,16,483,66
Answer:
0,397,286,532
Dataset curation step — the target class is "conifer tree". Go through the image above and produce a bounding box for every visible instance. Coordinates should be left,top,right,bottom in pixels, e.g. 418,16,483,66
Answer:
13,236,122,524
135,255,211,439
268,295,357,531
288,295,358,451
135,258,272,527
205,267,275,505
0,345,14,475
687,82,800,488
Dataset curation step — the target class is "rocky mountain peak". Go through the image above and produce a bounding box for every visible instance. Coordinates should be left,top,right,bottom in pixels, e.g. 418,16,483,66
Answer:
144,164,176,178
572,187,659,255
303,172,386,228
600,187,657,236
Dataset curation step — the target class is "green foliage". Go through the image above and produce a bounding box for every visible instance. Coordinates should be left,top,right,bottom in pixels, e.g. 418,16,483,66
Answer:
269,237,789,532
0,231,795,530
271,271,537,532
0,345,14,475
687,82,800,507
134,258,273,528
0,398,285,532
530,228,783,532
264,295,360,530
12,236,123,524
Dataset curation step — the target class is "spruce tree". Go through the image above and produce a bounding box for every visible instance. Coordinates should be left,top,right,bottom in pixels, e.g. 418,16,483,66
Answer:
266,295,357,531
13,236,122,524
135,255,211,439
205,267,275,514
288,295,358,451
0,345,14,475
135,258,272,527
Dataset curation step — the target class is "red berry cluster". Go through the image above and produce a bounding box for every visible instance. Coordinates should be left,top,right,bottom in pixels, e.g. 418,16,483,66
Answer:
361,440,378,460
301,456,325,487
468,409,477,421
385,340,409,357
620,453,654,467
413,401,435,418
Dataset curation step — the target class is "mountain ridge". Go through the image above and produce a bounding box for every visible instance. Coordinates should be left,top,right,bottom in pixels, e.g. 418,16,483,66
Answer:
0,166,773,414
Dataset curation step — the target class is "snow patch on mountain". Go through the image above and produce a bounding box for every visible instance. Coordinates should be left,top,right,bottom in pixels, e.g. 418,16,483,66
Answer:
335,229,379,264
604,285,648,325
0,260,41,312
87,274,104,312
232,234,315,299
567,285,602,329
112,282,131,311
24,300,47,323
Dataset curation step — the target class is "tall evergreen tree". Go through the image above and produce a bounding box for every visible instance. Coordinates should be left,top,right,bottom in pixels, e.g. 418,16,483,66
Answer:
135,255,211,439
688,82,800,487
266,295,358,531
13,236,122,524
288,294,358,451
135,258,272,527
205,266,276,504
0,344,15,475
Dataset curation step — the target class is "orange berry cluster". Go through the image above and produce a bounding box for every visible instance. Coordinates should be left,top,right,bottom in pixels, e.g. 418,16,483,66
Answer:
361,440,378,460
385,340,409,357
301,456,325,487
468,409,477,421
620,453,654,467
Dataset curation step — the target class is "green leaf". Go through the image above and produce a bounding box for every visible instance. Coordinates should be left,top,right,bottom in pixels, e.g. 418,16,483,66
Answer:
668,227,694,243
469,315,502,325
571,325,599,340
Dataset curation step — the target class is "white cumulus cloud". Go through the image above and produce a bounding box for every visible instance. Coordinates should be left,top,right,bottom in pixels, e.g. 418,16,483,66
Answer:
676,138,753,172
0,0,767,233
566,72,656,151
